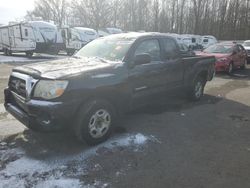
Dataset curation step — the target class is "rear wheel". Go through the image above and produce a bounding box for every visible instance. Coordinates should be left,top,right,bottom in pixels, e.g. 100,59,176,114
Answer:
74,99,116,145
66,50,75,56
188,76,206,101
25,52,33,57
4,49,12,56
3,49,8,56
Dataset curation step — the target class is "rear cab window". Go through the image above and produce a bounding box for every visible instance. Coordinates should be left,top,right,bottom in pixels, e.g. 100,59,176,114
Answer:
162,38,179,59
134,39,161,61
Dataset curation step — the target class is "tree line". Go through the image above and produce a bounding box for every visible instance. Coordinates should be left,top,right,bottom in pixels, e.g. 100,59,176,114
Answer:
26,0,250,40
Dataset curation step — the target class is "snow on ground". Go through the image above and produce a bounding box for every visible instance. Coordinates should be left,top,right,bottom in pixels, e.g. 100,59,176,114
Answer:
0,133,159,188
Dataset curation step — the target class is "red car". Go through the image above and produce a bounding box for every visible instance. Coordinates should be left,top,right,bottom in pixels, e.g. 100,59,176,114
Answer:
197,43,247,74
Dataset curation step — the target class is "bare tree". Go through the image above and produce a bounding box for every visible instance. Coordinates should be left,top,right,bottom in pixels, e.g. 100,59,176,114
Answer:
26,0,250,40
26,0,68,27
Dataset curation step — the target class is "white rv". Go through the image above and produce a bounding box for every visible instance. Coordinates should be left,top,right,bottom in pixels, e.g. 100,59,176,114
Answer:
60,27,99,55
98,28,123,37
201,35,218,49
180,34,202,49
167,33,183,44
0,22,36,56
28,21,63,54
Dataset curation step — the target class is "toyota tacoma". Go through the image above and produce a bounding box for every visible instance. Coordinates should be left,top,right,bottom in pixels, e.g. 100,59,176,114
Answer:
4,33,215,145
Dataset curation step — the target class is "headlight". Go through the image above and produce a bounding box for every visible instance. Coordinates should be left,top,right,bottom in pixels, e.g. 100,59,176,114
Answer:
33,80,68,99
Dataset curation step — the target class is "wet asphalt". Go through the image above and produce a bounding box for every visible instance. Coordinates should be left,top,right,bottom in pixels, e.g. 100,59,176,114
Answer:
0,63,250,188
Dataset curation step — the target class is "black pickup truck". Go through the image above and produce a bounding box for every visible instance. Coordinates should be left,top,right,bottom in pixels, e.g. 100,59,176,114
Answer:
4,33,215,145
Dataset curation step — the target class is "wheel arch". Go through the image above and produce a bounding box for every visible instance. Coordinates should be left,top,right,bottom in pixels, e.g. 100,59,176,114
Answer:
74,89,130,119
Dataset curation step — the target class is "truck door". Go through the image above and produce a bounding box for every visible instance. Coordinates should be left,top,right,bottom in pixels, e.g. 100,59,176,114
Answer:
128,39,167,107
160,38,184,91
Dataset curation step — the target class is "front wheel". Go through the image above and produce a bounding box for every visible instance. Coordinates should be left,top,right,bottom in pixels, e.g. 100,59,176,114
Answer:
74,99,116,145
188,76,206,101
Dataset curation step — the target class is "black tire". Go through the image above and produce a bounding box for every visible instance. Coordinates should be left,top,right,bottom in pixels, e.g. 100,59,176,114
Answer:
25,52,33,57
240,59,247,70
188,76,206,101
4,49,11,56
7,49,12,56
3,49,8,56
228,62,234,74
66,50,75,56
74,99,116,145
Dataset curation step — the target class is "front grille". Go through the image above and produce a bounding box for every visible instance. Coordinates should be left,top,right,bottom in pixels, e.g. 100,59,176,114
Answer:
247,50,250,55
9,76,27,98
8,72,37,99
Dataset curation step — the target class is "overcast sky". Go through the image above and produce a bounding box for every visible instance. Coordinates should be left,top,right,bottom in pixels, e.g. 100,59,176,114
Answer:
0,0,34,25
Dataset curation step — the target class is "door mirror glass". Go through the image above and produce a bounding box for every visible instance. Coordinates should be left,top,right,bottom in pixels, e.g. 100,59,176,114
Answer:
134,54,151,65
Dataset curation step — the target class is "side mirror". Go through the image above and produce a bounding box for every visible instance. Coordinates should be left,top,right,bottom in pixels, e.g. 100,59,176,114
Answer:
134,54,151,66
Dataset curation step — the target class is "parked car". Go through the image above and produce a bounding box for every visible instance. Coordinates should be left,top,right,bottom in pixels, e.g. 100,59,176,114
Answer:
243,40,250,63
4,33,215,145
197,42,247,74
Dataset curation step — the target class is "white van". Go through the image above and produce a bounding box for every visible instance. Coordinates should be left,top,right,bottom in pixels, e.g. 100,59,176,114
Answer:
60,27,99,55
0,22,36,56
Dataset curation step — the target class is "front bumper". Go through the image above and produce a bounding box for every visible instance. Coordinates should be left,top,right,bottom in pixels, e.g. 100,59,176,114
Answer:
4,88,78,131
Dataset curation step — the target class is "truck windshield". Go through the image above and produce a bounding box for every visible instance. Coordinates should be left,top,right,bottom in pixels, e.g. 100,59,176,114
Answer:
75,38,135,61
204,44,233,54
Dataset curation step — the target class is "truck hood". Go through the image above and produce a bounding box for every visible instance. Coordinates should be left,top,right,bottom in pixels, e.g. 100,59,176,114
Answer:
13,57,122,79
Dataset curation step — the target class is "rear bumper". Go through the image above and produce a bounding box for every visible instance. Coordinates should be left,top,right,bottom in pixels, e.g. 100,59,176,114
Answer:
4,88,78,131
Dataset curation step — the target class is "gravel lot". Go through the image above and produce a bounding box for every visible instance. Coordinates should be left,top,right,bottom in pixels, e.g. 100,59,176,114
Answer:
0,54,250,188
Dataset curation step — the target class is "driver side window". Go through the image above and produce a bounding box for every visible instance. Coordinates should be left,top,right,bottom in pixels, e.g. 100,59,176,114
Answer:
135,39,161,61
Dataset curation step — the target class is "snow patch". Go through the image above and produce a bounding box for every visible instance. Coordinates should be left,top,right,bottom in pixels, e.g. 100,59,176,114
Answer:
0,177,25,188
0,133,157,187
0,104,5,114
36,178,81,188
